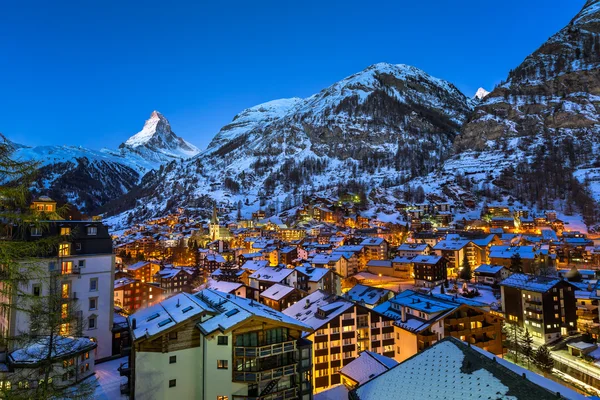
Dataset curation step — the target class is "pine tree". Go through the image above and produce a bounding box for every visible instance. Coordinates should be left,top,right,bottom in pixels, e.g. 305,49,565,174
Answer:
502,321,523,364
510,253,523,273
459,254,472,282
520,328,534,368
535,345,554,374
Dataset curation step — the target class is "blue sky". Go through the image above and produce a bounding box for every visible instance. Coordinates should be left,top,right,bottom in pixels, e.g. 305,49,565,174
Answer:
0,0,584,151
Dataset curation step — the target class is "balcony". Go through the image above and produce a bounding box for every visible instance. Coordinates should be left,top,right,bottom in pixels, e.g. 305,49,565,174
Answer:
232,387,298,400
235,340,296,358
524,298,542,306
233,364,297,383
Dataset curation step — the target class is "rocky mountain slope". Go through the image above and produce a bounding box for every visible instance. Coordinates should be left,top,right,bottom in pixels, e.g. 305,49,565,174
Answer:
425,0,600,221
103,63,474,224
9,111,199,213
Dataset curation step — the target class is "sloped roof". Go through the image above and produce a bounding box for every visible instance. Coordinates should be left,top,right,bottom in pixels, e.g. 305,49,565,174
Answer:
340,350,398,385
353,337,585,400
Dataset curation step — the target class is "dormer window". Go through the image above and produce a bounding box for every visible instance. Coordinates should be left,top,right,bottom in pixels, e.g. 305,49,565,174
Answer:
87,226,97,236
60,227,71,236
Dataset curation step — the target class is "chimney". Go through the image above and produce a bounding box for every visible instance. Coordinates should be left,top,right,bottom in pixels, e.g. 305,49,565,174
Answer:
176,298,180,308
131,318,137,330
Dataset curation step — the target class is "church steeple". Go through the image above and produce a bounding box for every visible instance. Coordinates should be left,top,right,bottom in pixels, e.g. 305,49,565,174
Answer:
211,204,219,225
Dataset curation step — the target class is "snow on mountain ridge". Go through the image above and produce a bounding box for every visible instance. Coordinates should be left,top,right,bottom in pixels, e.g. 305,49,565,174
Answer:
473,88,490,100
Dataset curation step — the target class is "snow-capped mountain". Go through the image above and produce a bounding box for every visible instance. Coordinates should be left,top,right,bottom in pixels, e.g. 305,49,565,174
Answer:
473,88,490,101
8,111,199,213
104,62,474,224
111,110,199,167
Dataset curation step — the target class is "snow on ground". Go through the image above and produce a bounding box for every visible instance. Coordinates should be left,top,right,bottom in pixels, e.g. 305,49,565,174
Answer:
559,212,589,235
94,356,128,400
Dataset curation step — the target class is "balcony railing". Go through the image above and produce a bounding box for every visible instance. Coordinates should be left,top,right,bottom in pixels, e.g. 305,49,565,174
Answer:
232,387,298,400
233,364,297,383
234,340,296,358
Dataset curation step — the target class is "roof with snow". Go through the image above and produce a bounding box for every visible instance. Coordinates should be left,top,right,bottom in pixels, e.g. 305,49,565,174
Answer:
241,260,269,271
340,350,398,386
283,290,354,331
129,289,311,341
366,260,393,268
249,266,294,283
433,239,470,251
360,237,386,246
352,337,586,400
9,336,96,365
295,265,330,282
127,260,159,271
397,243,429,252
489,245,538,260
346,284,390,306
474,264,507,275
411,255,442,264
260,283,297,301
499,273,573,293
207,279,244,293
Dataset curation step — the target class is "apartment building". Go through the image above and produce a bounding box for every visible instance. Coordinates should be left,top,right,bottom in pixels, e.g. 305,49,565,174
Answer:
125,261,161,283
283,290,395,392
500,274,578,343
127,289,313,400
6,220,115,360
412,255,447,288
114,277,166,313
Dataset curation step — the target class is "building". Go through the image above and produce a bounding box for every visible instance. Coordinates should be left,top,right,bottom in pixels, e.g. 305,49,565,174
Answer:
473,264,510,286
0,336,97,395
396,243,430,258
374,290,502,362
360,238,388,261
248,266,299,292
260,283,306,311
114,277,166,313
500,274,578,343
295,265,338,295
125,261,161,283
283,290,395,392
4,220,115,360
127,289,313,400
350,337,586,400
412,255,447,287
153,266,197,295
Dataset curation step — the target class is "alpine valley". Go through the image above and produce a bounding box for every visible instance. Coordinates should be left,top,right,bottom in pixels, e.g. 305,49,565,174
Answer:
7,0,600,230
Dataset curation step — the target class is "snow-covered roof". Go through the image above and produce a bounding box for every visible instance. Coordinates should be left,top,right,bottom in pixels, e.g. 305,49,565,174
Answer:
155,266,195,279
9,336,96,365
241,260,269,271
283,290,354,331
489,245,538,260
360,237,385,246
411,255,442,264
196,289,311,335
433,239,470,251
346,284,390,306
314,384,349,400
260,283,296,301
249,266,294,283
129,289,311,341
207,279,243,294
295,265,330,282
127,260,159,271
499,273,571,293
340,350,398,385
353,338,586,400
398,243,429,252
474,264,506,275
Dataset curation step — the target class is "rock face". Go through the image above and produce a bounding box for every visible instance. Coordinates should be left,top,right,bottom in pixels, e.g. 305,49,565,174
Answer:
106,63,474,222
9,111,199,213
456,0,600,151
446,0,600,217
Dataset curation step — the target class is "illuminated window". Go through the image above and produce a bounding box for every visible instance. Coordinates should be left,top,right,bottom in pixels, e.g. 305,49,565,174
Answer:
59,243,70,257
60,227,71,236
62,283,70,298
61,303,68,319
217,360,228,369
61,261,73,274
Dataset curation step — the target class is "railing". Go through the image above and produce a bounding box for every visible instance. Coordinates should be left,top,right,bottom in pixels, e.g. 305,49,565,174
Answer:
234,340,296,358
232,387,298,400
233,364,297,383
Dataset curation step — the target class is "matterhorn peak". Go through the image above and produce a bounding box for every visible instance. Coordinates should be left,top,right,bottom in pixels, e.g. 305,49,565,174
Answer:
473,87,490,100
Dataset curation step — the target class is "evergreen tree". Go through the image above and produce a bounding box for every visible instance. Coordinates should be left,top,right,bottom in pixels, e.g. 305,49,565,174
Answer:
520,328,534,368
459,254,472,282
534,345,554,374
510,253,523,273
502,321,523,364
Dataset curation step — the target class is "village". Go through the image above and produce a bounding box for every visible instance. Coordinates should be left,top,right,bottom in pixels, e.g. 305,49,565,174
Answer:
105,193,600,398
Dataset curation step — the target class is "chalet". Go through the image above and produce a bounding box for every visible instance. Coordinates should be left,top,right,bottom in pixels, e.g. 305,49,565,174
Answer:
259,283,306,311
345,284,393,309
114,277,166,313
397,243,431,257
127,290,313,399
153,266,197,295
248,265,298,292
295,265,337,295
124,261,161,283
474,264,510,286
